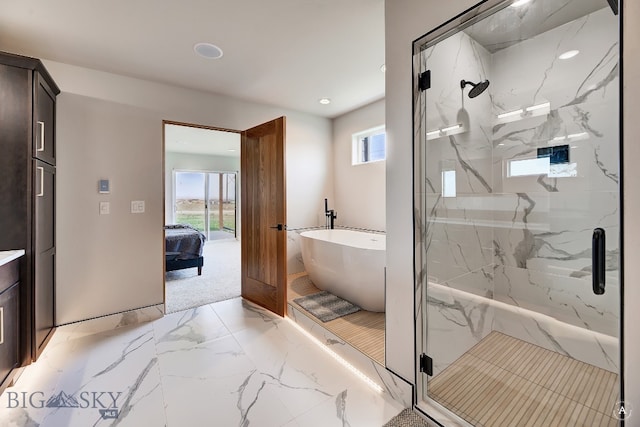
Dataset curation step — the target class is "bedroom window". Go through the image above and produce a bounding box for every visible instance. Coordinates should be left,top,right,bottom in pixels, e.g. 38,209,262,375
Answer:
352,125,386,165
174,170,237,239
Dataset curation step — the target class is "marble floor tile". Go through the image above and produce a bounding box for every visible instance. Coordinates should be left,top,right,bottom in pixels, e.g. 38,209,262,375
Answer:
293,383,405,427
153,304,230,353
0,297,404,426
162,373,296,427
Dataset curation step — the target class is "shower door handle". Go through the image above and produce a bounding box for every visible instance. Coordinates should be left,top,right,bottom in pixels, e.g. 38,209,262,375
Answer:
592,228,606,295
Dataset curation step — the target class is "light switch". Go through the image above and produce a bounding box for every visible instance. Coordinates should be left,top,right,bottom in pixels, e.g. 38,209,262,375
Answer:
131,200,145,213
99,201,110,215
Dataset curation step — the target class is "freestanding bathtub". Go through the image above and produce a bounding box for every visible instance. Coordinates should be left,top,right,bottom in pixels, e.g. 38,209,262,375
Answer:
299,229,385,312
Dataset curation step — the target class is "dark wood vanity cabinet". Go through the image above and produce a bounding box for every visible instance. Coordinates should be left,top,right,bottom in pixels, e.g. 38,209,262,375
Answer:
0,258,20,395
0,51,59,364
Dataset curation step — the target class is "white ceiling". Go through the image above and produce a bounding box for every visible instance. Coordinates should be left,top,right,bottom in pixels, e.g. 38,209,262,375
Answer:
464,0,609,53
0,0,385,119
165,124,240,157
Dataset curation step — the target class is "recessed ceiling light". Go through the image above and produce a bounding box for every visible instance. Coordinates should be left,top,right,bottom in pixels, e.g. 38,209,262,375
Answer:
194,42,223,59
559,50,579,60
511,0,531,7
319,98,331,105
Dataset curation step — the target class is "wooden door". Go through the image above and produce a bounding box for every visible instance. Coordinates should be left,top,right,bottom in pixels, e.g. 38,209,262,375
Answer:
241,117,287,316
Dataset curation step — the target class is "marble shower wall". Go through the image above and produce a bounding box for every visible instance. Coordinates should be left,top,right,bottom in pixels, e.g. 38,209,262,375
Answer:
417,5,619,375
422,31,495,293
489,6,619,370
418,30,497,375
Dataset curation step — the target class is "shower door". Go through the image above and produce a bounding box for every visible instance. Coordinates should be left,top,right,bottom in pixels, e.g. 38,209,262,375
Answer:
413,0,622,425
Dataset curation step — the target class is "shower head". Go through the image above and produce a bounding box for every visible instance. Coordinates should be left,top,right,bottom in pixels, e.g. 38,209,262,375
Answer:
460,79,490,98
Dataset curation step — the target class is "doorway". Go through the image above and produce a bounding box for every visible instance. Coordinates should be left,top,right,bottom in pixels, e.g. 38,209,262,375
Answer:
413,0,622,425
162,117,288,317
163,122,241,313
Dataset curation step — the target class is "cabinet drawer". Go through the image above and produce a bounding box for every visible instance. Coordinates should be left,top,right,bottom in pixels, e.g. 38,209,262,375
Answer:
0,259,19,294
0,282,19,387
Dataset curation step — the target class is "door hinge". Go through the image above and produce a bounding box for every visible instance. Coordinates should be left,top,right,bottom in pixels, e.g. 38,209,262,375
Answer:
420,353,433,376
418,70,431,91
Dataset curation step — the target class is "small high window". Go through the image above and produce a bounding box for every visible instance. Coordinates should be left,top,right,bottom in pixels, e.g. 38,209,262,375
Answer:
352,126,386,165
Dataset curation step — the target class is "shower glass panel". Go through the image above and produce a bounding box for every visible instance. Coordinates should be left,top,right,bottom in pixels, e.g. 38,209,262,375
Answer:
413,0,620,425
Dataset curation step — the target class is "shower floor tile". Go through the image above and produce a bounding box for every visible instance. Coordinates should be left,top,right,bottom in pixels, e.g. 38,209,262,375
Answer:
429,331,619,427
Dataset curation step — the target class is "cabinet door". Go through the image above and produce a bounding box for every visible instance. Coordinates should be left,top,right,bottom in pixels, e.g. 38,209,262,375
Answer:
34,250,54,355
34,160,55,252
34,160,55,355
0,282,19,387
33,73,56,165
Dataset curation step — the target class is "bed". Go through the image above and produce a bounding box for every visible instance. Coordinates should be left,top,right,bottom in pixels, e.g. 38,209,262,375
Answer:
164,224,206,275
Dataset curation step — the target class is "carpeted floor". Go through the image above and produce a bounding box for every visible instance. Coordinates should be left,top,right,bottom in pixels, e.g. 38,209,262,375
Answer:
165,238,240,313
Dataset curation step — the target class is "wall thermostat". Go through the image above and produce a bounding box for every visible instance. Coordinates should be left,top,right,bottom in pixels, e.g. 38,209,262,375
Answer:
99,179,110,194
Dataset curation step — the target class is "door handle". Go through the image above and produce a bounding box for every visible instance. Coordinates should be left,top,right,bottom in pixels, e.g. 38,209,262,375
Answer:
37,121,45,152
269,224,286,231
36,166,44,197
592,228,605,295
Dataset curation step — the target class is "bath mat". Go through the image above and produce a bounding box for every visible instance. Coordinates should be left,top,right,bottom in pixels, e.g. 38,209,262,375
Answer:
383,409,434,427
293,290,360,322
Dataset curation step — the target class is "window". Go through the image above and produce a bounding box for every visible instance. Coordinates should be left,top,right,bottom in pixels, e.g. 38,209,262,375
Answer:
352,125,386,165
508,157,550,177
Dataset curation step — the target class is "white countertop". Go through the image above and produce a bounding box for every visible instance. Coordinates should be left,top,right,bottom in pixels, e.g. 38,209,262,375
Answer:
0,250,25,267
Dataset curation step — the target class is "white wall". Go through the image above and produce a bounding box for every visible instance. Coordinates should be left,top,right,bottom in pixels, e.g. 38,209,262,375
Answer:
623,0,640,414
56,93,165,325
386,0,639,415
285,112,335,230
385,0,473,383
332,99,385,231
46,60,333,324
164,151,240,225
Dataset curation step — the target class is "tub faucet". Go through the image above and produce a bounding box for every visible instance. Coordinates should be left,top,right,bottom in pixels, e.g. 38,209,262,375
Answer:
324,198,337,229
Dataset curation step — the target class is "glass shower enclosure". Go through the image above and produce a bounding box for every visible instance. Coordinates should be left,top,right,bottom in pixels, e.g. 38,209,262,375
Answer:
413,0,621,425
